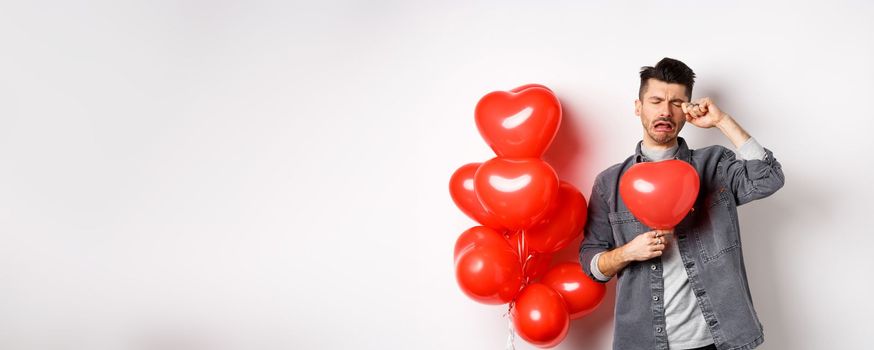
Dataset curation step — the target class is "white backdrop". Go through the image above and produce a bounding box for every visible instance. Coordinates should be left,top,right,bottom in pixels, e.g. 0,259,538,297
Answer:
1,1,872,349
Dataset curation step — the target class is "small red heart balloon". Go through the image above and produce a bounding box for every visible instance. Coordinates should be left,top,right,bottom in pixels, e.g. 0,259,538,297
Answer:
512,283,570,348
453,226,508,262
474,157,559,230
455,236,523,305
619,159,700,229
449,163,506,231
540,262,606,319
475,86,561,158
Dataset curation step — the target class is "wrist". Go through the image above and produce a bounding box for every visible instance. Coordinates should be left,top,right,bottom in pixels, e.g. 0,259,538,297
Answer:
615,245,630,263
714,113,753,147
715,113,734,131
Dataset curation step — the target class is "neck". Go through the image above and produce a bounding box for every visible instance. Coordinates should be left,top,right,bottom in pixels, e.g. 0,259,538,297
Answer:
641,136,679,151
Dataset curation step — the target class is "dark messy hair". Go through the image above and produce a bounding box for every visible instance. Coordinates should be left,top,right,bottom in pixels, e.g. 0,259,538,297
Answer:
638,57,696,99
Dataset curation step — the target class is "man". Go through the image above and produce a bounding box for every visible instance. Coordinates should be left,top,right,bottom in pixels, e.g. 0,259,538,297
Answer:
579,57,785,350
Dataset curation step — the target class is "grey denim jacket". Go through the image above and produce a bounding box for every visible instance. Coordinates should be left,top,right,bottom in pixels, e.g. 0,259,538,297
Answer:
579,137,785,350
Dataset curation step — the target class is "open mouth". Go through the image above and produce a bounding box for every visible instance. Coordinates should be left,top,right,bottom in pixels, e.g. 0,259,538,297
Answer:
653,121,674,132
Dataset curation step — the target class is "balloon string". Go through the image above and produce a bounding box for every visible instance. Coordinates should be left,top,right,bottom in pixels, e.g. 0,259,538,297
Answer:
518,229,533,285
503,301,516,350
505,317,517,350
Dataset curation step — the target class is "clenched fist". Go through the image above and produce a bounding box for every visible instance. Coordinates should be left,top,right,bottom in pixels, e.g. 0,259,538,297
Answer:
682,97,729,129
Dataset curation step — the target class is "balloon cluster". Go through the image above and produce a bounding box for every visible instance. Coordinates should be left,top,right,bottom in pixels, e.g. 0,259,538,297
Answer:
449,84,605,348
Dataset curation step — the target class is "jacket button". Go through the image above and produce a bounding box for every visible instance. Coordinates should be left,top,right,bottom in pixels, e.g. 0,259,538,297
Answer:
652,295,659,301
656,327,663,333
651,264,657,270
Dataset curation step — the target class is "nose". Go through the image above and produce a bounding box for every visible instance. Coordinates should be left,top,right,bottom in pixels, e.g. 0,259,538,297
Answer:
657,103,672,118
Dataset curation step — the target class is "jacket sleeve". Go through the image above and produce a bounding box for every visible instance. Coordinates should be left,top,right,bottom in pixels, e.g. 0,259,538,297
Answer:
719,145,786,206
579,179,615,283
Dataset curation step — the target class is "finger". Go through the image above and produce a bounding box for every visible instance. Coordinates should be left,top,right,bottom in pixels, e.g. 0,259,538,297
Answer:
651,250,663,257
651,244,666,251
699,98,711,114
681,102,690,114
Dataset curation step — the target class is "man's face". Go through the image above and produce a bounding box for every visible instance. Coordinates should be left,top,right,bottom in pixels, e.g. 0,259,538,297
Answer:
635,79,689,145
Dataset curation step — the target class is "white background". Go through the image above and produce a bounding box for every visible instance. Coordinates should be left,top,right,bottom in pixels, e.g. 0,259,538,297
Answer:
1,1,872,349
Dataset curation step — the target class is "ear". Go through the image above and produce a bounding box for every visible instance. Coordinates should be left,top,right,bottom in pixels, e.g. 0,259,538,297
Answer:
634,99,641,117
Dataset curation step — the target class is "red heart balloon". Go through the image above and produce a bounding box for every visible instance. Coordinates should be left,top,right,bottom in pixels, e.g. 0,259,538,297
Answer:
526,181,588,254
474,157,559,230
453,226,508,262
540,262,606,319
619,159,700,229
449,163,506,231
512,283,570,348
455,235,523,305
475,86,561,158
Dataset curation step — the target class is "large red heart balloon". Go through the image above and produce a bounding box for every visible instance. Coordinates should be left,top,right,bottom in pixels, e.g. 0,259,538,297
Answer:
619,159,700,229
449,163,506,231
526,181,588,254
540,262,606,319
512,283,570,348
474,157,559,230
475,86,561,158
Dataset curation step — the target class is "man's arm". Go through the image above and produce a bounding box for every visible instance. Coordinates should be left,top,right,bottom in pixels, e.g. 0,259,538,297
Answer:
684,98,786,205
716,114,752,148
683,97,752,147
579,181,615,282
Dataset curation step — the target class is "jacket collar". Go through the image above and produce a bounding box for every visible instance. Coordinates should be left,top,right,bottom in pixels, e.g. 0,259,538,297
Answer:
634,136,692,164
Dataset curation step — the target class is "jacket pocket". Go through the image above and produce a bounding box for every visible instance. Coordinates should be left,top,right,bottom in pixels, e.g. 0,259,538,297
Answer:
608,210,648,247
697,187,740,263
